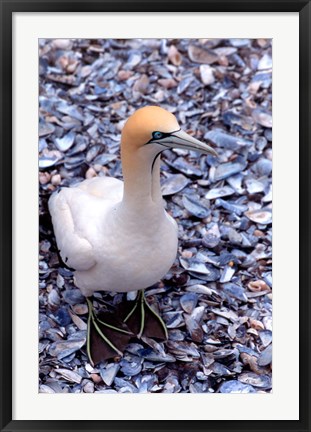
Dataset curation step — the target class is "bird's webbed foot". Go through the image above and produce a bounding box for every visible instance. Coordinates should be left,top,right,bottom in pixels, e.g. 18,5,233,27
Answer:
86,297,133,366
122,290,168,341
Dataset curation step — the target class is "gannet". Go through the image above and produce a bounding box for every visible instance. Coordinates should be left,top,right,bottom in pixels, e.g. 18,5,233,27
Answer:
49,106,217,365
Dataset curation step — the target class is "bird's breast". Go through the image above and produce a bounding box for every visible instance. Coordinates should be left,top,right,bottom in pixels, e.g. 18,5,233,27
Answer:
75,205,178,295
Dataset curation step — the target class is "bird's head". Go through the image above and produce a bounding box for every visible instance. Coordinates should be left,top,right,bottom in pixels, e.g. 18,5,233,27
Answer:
121,106,218,157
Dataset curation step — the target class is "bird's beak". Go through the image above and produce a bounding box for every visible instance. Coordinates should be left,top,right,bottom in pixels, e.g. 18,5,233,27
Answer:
163,129,218,157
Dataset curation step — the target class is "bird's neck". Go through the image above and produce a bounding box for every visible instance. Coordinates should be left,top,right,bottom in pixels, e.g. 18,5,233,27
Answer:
121,147,164,212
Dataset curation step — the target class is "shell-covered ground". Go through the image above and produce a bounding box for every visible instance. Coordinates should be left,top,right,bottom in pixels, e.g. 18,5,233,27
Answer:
39,38,272,394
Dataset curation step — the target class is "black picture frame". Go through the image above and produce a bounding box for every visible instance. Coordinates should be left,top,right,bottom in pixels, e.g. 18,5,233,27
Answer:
1,1,310,431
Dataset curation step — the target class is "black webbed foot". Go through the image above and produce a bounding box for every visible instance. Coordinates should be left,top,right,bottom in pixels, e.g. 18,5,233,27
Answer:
121,290,168,341
86,298,133,366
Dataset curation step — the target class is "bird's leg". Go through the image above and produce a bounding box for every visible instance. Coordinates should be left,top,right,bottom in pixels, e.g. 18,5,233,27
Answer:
123,290,168,341
86,297,133,366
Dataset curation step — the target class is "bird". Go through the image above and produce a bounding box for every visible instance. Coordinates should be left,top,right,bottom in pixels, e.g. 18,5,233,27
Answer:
48,106,217,366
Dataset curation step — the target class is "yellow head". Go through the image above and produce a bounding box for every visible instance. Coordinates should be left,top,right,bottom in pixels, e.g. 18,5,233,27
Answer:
121,106,179,150
121,105,217,156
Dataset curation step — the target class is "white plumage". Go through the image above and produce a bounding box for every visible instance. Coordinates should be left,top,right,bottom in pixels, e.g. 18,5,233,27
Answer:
49,175,178,297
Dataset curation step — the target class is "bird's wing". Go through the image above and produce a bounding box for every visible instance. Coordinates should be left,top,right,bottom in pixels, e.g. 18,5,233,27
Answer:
77,177,123,202
48,188,96,271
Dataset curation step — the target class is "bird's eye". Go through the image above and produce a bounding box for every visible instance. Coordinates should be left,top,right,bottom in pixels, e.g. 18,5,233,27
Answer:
152,131,164,140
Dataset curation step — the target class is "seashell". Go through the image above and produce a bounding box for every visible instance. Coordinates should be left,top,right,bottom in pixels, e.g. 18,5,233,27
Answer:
253,158,272,177
134,374,157,393
213,348,237,360
205,129,252,151
202,233,220,248
168,329,185,342
228,228,243,245
213,47,237,57
182,194,210,219
263,316,272,331
229,39,251,47
50,306,71,326
63,289,85,305
68,309,87,330
66,134,88,156
222,283,248,302
222,111,254,131
265,128,272,141
219,380,256,393
215,198,248,215
51,39,73,50
39,154,61,169
57,102,84,121
226,174,245,195
163,374,182,393
205,186,235,200
161,174,189,196
230,53,246,67
259,330,272,347
180,257,220,279
258,344,272,366
168,44,182,66
120,354,143,377
185,317,204,343
167,341,200,358
189,268,220,282
213,157,247,182
114,377,138,393
180,292,198,314
263,185,272,203
199,65,215,85
211,307,239,322
39,384,56,394
64,154,85,170
100,363,120,386
39,138,47,152
251,71,272,89
262,272,272,288
257,53,272,70
245,178,265,194
39,121,55,137
138,347,176,363
211,362,233,376
55,368,82,384
164,311,185,328
158,78,178,89
238,372,271,389
219,265,235,283
245,208,272,225
133,74,150,95
189,382,209,393
185,284,218,299
96,389,118,394
177,76,193,95
49,337,86,360
48,289,60,307
55,131,75,152
188,44,219,64
248,280,270,292
190,305,205,322
255,136,268,151
252,108,272,128
83,381,95,393
125,51,142,69
93,153,118,166
87,123,98,138
85,144,103,163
